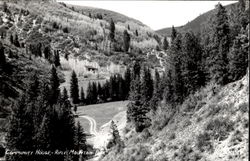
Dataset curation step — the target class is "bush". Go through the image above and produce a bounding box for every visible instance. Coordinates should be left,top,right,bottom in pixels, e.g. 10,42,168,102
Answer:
238,102,248,113
206,104,221,117
176,144,202,161
141,128,151,141
229,130,243,146
206,117,234,141
196,132,213,152
152,106,175,131
169,133,176,140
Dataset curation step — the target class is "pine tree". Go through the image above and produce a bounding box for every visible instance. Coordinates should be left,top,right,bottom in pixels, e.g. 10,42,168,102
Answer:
9,35,13,44
109,18,115,41
150,69,161,112
70,70,79,104
107,120,124,151
135,30,139,36
181,31,204,96
80,87,85,104
6,95,34,161
44,46,51,60
0,42,6,70
3,2,8,13
92,82,98,104
163,69,174,104
74,122,87,160
228,34,248,81
74,121,87,150
123,30,130,52
124,67,131,99
163,37,169,50
49,65,60,105
54,50,60,67
13,34,20,47
171,33,184,103
141,66,154,103
86,82,93,104
209,3,230,85
171,26,177,42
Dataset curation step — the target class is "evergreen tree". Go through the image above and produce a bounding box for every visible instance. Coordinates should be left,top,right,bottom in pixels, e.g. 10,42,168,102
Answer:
170,33,184,103
74,122,87,160
181,31,204,96
163,69,174,104
80,87,85,105
44,46,51,60
70,70,79,104
117,75,125,100
13,34,20,47
209,3,230,85
135,29,139,36
124,67,131,99
123,30,130,52
107,120,124,150
6,95,34,161
9,35,13,44
86,82,93,104
163,37,169,50
127,25,130,30
92,82,98,104
109,18,115,41
228,34,248,81
0,42,6,70
150,69,161,112
74,121,87,150
49,65,60,105
141,66,154,103
54,50,60,67
171,26,177,42
3,2,8,13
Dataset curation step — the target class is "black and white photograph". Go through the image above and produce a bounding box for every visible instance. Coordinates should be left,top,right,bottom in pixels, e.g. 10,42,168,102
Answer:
0,0,249,160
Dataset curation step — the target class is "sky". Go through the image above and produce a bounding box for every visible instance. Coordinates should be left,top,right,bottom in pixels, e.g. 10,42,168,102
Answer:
58,1,237,30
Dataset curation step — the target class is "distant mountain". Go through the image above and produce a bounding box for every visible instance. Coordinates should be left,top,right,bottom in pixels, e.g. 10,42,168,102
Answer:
156,2,237,37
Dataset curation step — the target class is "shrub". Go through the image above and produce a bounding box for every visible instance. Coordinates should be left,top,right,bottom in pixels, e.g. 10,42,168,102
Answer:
206,103,221,117
169,133,176,140
206,117,234,141
196,132,213,152
141,128,151,141
229,130,243,146
238,102,248,113
176,144,201,161
152,106,175,131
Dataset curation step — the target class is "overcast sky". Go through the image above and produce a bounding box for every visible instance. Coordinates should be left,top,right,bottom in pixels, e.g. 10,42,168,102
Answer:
58,1,237,30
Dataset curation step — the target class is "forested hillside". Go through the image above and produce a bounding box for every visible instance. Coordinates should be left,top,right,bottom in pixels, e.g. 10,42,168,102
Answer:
101,1,249,160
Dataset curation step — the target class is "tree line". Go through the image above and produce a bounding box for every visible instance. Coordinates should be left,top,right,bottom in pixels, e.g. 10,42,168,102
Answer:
6,66,91,161
127,2,249,133
69,68,131,106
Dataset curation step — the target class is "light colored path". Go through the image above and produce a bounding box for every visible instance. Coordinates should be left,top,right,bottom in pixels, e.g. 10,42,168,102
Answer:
79,115,98,136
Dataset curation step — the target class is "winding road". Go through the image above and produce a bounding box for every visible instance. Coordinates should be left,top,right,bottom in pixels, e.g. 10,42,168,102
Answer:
79,115,98,136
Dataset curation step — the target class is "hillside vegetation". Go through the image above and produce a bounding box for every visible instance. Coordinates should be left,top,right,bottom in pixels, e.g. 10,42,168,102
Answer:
102,70,249,161
100,1,249,160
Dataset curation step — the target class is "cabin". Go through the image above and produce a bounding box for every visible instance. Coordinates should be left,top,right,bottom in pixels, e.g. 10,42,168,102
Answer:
85,65,98,73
